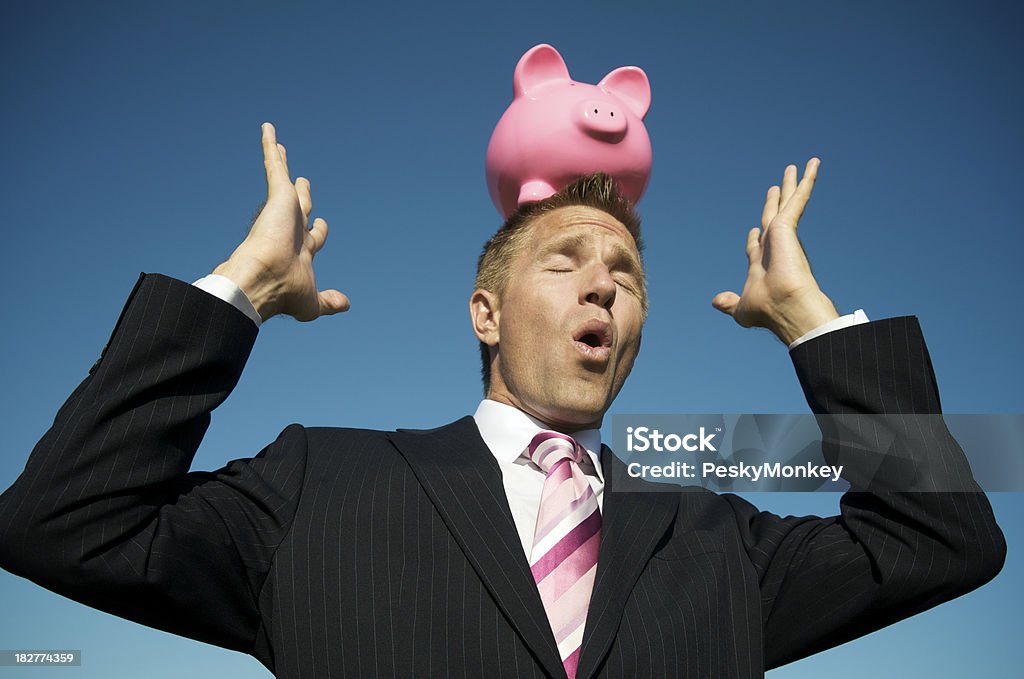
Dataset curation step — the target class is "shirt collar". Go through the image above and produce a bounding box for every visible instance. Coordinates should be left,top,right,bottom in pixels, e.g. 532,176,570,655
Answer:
472,399,604,481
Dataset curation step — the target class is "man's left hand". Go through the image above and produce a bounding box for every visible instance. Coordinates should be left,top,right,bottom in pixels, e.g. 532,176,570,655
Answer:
712,158,839,345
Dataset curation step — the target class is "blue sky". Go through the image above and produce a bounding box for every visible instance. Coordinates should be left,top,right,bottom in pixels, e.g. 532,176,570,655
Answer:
1,1,1021,676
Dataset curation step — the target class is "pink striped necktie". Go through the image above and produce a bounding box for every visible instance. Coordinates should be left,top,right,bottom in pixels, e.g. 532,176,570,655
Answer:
527,430,602,679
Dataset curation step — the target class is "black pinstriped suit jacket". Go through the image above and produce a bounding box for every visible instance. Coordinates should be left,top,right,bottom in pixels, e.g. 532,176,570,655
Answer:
0,274,1006,678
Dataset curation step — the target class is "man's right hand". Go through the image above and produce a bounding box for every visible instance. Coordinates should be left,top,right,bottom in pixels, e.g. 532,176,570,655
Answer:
213,122,350,322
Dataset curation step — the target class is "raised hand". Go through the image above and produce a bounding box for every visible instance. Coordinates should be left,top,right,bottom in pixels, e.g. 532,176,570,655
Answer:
213,123,350,322
711,158,839,345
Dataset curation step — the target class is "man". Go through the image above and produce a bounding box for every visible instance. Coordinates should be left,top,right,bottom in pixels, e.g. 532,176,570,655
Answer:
0,122,1005,678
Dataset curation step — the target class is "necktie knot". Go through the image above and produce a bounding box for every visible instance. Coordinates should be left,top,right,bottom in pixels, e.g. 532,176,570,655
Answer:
528,430,584,473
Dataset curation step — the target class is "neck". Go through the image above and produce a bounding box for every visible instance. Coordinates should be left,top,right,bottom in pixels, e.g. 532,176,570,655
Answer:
483,393,603,433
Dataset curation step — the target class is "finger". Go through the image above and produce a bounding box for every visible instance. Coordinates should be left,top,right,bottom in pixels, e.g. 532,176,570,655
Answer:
278,143,290,178
318,289,351,315
780,157,820,225
261,122,291,193
296,177,312,220
309,217,328,253
761,186,780,231
779,164,798,208
711,291,740,317
261,122,281,174
745,227,761,263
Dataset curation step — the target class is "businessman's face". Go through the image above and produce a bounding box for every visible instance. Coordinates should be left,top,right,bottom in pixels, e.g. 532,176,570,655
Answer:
481,206,645,431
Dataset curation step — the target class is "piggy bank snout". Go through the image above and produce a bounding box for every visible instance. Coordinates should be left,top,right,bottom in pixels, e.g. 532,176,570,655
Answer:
576,98,627,140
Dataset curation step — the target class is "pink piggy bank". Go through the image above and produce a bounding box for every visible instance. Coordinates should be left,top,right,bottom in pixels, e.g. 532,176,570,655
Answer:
486,43,652,218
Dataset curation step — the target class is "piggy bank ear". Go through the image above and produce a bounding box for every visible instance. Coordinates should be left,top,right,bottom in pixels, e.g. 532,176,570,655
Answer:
514,44,571,98
598,66,651,119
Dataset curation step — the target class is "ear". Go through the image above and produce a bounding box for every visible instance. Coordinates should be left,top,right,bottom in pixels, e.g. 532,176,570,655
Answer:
513,44,571,98
598,66,651,119
469,289,501,347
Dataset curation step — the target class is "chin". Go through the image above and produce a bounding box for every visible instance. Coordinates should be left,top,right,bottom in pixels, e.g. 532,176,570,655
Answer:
543,393,608,427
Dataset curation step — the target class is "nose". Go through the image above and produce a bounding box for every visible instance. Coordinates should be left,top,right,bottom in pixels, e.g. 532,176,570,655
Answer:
582,263,617,310
577,98,628,141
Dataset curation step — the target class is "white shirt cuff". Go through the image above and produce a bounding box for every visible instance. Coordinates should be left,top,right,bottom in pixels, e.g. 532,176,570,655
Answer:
192,274,262,327
788,309,869,350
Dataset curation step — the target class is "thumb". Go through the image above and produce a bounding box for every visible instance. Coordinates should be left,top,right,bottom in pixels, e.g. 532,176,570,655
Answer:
712,291,740,317
318,289,351,316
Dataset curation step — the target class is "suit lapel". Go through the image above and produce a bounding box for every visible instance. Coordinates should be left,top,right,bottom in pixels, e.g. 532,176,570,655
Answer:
575,445,679,679
387,416,566,679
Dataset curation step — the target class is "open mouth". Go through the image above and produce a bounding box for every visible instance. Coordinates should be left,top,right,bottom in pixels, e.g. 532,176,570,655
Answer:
572,319,612,362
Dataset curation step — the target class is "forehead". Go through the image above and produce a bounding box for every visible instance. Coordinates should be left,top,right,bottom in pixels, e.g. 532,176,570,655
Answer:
524,205,638,253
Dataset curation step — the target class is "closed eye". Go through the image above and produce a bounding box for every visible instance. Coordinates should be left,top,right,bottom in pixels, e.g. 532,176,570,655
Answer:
613,272,637,287
540,250,577,273
613,275,643,298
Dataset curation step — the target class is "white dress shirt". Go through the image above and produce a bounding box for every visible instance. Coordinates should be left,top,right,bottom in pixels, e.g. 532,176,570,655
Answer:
191,274,869,558
472,399,604,555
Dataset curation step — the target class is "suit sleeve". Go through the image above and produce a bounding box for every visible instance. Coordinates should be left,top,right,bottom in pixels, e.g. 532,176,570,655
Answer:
0,273,307,655
723,316,1006,669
